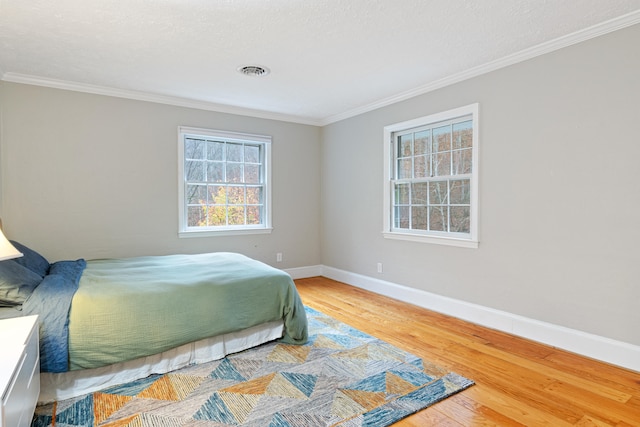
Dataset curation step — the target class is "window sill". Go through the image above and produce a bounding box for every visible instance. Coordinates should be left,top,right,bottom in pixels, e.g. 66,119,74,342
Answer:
179,227,273,238
383,231,478,248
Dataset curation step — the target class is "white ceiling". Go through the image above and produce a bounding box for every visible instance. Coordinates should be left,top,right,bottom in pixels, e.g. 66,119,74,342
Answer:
1,1,640,125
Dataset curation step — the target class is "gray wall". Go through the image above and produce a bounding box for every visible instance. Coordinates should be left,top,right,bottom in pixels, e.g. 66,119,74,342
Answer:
321,24,640,346
0,23,638,348
0,83,321,267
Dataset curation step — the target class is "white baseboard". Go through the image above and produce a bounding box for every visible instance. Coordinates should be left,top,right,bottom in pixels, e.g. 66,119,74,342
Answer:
283,265,323,280
312,265,640,373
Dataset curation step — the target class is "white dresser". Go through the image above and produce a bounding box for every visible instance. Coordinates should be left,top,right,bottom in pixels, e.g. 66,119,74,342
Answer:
0,316,40,427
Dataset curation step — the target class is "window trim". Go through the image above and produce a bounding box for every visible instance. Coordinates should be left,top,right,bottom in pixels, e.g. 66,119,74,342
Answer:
382,104,479,248
177,126,273,238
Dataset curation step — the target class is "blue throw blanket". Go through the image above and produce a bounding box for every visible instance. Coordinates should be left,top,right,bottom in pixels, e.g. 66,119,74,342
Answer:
23,259,86,373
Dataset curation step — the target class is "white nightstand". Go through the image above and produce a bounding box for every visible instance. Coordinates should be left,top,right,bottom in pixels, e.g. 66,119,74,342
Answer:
0,316,40,427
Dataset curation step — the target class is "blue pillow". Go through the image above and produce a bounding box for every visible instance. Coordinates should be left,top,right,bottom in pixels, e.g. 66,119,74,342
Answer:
0,260,43,306
10,240,50,277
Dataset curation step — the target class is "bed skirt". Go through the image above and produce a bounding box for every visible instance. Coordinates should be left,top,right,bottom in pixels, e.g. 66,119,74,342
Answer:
38,320,284,403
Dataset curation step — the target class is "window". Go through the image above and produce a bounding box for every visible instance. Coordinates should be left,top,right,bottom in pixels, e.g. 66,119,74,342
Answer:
383,104,479,248
178,127,272,237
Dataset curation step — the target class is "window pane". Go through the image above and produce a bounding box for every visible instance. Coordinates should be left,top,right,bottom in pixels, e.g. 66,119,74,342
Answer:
247,206,262,225
227,186,245,204
395,183,410,204
187,206,205,227
414,131,430,155
227,143,243,162
414,155,429,178
398,134,412,157
227,163,243,183
207,141,225,161
246,187,262,204
208,185,226,205
453,120,473,149
228,206,245,225
206,162,224,182
429,206,447,231
434,152,451,176
245,145,260,163
186,160,204,181
433,125,451,152
185,139,204,159
411,206,428,230
245,164,260,184
395,206,410,229
412,182,428,204
429,181,448,205
450,179,470,204
186,184,206,205
450,206,470,233
397,158,412,179
452,148,472,175
207,205,227,226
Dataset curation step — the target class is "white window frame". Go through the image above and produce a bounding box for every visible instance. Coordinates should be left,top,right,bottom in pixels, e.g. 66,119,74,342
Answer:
383,104,479,248
178,126,273,237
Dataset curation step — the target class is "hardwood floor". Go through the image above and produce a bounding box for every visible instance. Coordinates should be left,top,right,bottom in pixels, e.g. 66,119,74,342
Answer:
294,277,640,426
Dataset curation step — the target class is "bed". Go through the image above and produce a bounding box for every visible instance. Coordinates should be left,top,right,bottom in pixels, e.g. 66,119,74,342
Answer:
0,242,308,403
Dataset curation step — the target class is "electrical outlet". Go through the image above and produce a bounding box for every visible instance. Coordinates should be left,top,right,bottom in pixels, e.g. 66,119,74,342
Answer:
377,262,383,273
276,253,283,262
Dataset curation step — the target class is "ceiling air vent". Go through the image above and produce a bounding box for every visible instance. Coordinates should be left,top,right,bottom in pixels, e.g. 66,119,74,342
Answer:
237,65,270,77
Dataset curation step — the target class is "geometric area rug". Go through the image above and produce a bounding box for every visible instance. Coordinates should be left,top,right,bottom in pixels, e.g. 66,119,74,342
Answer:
32,306,473,427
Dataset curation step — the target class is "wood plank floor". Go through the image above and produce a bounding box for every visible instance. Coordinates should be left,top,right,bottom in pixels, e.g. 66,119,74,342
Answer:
294,277,640,426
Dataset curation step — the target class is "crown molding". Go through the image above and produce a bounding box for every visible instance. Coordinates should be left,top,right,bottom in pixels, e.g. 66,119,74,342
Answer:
320,10,640,125
0,73,324,127
2,10,639,127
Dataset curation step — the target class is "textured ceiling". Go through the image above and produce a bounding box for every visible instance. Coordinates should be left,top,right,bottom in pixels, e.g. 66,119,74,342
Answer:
1,1,640,124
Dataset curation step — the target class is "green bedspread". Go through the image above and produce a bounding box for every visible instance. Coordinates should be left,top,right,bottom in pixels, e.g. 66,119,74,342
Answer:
67,252,308,370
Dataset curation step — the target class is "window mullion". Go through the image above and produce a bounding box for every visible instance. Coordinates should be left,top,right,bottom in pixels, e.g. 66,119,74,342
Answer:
447,180,451,233
426,173,431,231
429,128,434,178
449,124,454,177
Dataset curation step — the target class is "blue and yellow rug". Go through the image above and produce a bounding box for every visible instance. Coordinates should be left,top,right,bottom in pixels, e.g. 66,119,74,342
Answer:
32,307,473,426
